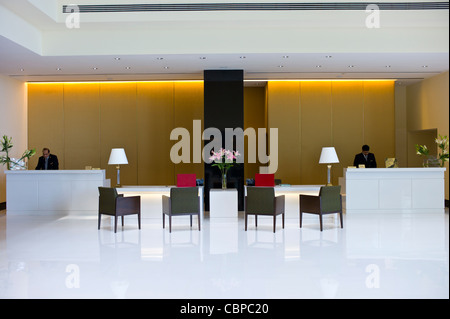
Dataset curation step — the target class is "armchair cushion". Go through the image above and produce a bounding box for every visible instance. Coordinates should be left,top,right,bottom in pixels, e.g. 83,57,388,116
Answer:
246,186,275,215
170,187,199,214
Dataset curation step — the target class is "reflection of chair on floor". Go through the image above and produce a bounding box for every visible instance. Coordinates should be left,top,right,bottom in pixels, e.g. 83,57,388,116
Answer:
245,186,285,233
98,187,141,233
299,186,343,231
162,187,200,233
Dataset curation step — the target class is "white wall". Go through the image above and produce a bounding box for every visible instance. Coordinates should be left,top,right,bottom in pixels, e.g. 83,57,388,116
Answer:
0,75,27,203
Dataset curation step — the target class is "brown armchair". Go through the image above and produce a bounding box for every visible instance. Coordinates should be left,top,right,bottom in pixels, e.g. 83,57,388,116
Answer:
98,187,141,233
245,186,285,233
299,185,343,231
162,187,200,233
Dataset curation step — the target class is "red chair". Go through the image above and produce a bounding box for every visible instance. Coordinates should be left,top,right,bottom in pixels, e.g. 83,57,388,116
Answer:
176,174,196,187
255,173,275,187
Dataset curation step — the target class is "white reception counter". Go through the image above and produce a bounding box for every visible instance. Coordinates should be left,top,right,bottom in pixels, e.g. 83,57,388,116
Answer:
5,170,109,213
343,167,446,213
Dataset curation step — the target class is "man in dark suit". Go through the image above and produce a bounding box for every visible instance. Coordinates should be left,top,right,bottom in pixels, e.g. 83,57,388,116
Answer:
353,145,377,168
35,147,59,170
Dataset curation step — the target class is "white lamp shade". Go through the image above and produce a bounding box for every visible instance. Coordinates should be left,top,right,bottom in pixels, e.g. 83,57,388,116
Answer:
108,148,128,165
319,147,339,164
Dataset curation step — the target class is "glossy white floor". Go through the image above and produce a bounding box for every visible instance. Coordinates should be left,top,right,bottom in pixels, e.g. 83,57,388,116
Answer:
0,208,448,299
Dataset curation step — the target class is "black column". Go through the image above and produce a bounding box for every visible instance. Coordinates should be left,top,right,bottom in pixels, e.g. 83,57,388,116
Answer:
204,70,244,211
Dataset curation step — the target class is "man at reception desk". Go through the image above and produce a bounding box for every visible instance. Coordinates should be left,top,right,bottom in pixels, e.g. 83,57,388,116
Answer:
35,147,59,170
353,145,377,168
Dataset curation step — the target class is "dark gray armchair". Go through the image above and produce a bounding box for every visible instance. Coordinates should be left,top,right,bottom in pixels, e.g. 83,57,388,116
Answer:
98,187,141,233
245,186,285,233
299,185,343,231
162,187,200,233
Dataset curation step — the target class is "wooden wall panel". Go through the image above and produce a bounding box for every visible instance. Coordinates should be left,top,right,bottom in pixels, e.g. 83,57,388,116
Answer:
173,82,204,180
331,81,364,183
136,82,174,185
244,87,266,180
63,83,101,169
300,81,333,185
363,81,396,167
99,83,138,186
267,81,301,184
27,84,64,170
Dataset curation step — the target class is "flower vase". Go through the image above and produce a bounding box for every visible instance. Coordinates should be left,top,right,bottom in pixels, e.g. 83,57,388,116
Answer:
221,173,227,190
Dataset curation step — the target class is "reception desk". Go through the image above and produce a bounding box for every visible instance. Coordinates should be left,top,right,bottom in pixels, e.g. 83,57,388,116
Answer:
5,170,109,213
245,185,323,218
117,186,204,219
343,168,446,213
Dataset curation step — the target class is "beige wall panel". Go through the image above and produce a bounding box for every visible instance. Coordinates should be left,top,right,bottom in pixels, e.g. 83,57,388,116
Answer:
363,81,396,168
406,71,449,199
137,82,174,185
63,83,101,169
267,81,301,184
300,81,333,185
99,83,138,186
173,82,204,180
331,81,364,182
244,87,266,180
27,84,64,170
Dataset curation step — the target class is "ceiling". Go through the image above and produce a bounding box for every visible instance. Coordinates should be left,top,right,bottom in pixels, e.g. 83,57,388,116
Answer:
0,0,448,85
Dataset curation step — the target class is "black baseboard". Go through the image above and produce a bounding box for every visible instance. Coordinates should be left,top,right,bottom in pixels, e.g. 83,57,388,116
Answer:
0,202,5,211
446,200,449,208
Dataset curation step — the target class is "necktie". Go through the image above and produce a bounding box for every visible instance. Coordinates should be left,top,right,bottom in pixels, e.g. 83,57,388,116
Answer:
45,157,48,170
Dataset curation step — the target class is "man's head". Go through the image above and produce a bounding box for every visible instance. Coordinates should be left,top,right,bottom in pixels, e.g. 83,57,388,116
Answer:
42,148,50,158
362,145,370,156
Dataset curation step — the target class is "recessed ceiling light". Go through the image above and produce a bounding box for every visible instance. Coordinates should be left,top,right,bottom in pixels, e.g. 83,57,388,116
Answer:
422,65,429,68
278,65,284,68
92,67,98,70
125,66,131,70
20,68,24,72
325,55,332,58
56,68,62,71
115,57,121,61
282,55,289,58
316,65,322,68
240,56,246,59
156,57,164,60
348,65,355,68
385,65,391,68
199,57,207,60
164,66,169,69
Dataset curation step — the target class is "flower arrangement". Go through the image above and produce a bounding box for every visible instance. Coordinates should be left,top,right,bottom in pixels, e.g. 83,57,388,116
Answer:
209,148,241,189
435,135,449,167
415,134,448,167
0,135,36,170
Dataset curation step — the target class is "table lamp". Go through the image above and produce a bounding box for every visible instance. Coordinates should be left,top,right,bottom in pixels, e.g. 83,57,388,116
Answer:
108,148,128,187
319,147,339,186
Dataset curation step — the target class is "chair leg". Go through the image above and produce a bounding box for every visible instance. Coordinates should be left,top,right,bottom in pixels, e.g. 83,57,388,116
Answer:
299,212,303,228
339,211,343,228
255,215,258,227
190,215,193,227
319,213,323,231
138,212,141,230
273,215,276,233
162,213,165,229
114,216,118,233
98,213,101,230
282,213,285,229
122,215,124,227
198,214,201,231
169,215,172,233
245,212,248,231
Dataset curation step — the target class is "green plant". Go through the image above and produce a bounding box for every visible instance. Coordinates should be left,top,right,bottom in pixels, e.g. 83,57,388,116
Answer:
435,135,449,167
0,135,36,170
